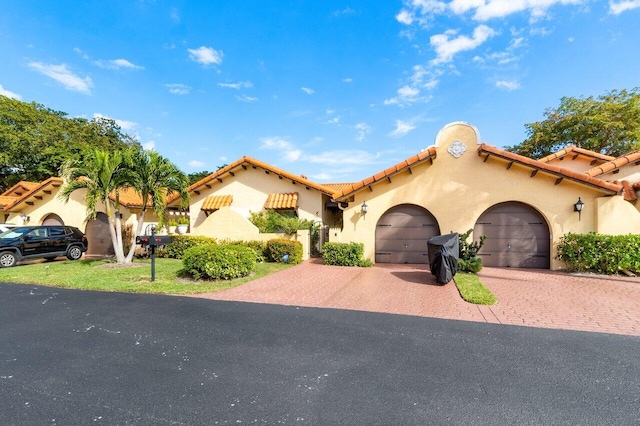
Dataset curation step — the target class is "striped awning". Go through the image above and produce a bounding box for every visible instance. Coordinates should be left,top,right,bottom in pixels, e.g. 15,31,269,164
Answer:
264,192,298,209
201,194,233,212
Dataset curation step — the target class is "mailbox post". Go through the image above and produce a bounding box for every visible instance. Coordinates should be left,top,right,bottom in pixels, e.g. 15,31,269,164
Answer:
135,226,170,282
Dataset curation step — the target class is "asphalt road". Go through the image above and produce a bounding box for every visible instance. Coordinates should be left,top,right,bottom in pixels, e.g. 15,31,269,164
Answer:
1,282,639,425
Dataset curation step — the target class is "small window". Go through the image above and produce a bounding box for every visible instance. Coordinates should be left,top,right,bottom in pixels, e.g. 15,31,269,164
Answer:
27,228,47,238
49,227,65,236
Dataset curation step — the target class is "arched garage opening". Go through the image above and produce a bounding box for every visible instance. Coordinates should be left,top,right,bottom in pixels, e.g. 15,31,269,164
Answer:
42,213,64,226
375,204,440,264
474,202,550,268
85,212,115,258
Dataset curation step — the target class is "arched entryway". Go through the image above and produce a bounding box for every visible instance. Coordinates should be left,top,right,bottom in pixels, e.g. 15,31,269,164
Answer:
474,202,550,268
42,213,64,226
375,204,440,264
85,212,115,257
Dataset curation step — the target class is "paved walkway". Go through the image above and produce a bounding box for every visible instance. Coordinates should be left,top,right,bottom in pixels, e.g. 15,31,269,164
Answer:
192,258,640,336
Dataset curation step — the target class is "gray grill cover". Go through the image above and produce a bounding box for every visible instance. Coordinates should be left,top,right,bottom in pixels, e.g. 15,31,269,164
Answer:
427,233,459,284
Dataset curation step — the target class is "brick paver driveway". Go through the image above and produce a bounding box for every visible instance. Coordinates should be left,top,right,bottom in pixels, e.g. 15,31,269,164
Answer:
193,258,640,336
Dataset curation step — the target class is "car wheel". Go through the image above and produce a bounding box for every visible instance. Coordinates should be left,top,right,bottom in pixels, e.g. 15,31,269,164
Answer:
66,246,83,261
0,251,17,268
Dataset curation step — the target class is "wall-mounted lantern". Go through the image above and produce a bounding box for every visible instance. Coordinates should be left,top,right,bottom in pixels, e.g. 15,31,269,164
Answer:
361,201,368,220
574,197,584,221
20,213,30,224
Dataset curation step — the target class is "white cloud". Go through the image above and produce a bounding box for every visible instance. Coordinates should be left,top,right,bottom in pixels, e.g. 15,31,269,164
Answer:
0,84,22,100
95,58,143,70
28,62,93,94
388,119,417,137
384,85,424,106
188,46,223,65
301,87,315,95
396,9,414,24
496,80,521,91
305,150,380,166
143,141,156,150
354,123,372,141
260,136,294,151
189,160,205,168
236,94,258,102
170,7,180,22
430,25,497,64
164,83,191,95
218,81,253,89
609,0,640,14
342,78,353,83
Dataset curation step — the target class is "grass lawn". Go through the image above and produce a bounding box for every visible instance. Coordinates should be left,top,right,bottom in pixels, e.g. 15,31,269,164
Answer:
454,272,498,305
0,258,292,294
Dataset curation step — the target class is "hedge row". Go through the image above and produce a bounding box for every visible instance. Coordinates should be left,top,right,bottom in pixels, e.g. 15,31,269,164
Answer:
556,233,640,274
182,244,257,280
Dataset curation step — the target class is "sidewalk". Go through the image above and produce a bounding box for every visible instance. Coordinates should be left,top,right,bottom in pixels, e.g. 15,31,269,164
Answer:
191,258,640,336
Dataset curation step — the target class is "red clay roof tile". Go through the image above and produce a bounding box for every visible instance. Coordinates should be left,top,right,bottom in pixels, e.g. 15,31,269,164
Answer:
201,194,233,211
478,144,622,194
264,192,298,209
584,151,640,177
538,145,615,163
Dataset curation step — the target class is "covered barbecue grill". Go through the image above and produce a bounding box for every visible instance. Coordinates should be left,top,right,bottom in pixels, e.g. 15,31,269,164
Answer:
427,233,459,284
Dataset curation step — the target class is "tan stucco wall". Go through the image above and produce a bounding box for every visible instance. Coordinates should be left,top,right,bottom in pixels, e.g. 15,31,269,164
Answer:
188,166,325,240
338,122,640,270
546,156,603,173
596,196,640,234
599,168,640,184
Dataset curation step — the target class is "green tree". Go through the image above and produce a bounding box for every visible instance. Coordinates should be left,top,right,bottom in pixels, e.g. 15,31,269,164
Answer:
59,149,133,264
187,170,212,186
0,95,138,192
507,88,640,159
124,148,190,262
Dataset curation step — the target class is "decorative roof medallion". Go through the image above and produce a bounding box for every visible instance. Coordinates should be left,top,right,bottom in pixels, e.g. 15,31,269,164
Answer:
448,140,466,158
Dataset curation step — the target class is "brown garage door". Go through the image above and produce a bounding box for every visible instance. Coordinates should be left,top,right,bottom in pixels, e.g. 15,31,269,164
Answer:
474,202,550,268
375,204,440,264
85,212,115,257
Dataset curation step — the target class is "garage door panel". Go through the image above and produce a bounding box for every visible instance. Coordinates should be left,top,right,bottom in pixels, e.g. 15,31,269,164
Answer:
478,252,549,268
376,239,430,252
375,205,439,264
376,226,438,240
475,202,550,269
376,250,429,264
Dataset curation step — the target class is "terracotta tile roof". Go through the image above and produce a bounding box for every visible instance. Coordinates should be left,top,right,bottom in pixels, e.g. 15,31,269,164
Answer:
1,181,41,197
110,187,149,208
265,192,298,209
2,177,64,211
538,145,615,164
332,147,438,200
0,196,18,208
584,151,640,177
323,183,356,193
478,144,623,194
619,180,638,201
168,156,336,204
201,194,233,212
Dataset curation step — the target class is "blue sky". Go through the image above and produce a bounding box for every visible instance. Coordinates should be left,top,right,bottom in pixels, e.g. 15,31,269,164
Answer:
1,1,639,183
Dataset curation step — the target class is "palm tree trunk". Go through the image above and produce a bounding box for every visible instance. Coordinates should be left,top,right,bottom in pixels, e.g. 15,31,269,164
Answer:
125,208,147,263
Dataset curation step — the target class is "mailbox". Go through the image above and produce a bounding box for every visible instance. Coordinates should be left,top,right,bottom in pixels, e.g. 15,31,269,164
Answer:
136,235,170,248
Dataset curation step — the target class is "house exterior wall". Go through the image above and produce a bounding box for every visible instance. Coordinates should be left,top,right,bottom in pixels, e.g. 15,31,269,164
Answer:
189,166,325,232
338,122,640,270
545,156,602,173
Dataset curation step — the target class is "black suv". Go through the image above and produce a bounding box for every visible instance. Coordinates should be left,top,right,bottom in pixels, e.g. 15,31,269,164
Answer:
0,226,88,268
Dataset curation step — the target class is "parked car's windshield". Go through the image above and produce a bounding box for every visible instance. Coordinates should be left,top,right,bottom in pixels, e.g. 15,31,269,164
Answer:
0,228,31,239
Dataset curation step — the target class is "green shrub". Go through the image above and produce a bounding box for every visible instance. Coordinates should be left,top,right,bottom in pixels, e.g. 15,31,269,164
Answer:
266,238,303,264
556,233,640,274
456,229,486,273
182,244,257,280
249,210,317,235
223,240,267,263
158,235,217,259
458,257,483,274
322,242,372,267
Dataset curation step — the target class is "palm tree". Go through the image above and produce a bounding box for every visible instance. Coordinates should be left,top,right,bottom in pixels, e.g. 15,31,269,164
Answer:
59,149,132,264
124,149,189,262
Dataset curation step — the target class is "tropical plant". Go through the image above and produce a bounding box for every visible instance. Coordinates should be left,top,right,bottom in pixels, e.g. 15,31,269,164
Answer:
58,148,133,263
124,148,189,262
